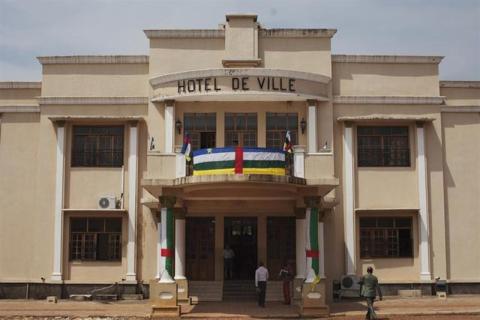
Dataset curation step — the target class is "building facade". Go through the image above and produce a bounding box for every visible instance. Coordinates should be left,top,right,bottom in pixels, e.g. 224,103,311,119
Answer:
1,14,479,304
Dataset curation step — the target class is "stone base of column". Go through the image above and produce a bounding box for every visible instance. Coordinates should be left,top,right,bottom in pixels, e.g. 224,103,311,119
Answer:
125,273,136,282
420,272,432,281
175,278,189,304
149,280,179,318
293,277,305,301
299,280,329,317
50,273,62,282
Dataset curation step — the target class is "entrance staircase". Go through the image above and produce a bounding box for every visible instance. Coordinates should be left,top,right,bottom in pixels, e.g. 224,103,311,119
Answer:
223,280,257,301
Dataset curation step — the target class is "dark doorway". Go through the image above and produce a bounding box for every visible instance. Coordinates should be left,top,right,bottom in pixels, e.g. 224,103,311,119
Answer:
224,217,257,280
186,217,215,280
267,217,296,280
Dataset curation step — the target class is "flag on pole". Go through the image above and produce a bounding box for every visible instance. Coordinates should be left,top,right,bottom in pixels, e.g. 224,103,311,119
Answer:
283,130,293,153
181,133,192,162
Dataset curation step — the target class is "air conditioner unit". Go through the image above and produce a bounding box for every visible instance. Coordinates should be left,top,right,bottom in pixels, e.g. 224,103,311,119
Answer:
98,196,116,209
340,275,361,298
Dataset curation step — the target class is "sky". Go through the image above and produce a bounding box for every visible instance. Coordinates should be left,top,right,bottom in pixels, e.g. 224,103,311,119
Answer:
0,0,479,81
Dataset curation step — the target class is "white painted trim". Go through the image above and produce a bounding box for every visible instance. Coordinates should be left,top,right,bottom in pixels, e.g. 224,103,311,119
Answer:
332,54,443,64
334,96,445,105
304,208,315,283
37,55,148,64
295,216,306,279
39,97,148,105
174,218,186,280
51,124,65,281
308,104,317,153
164,104,174,153
156,220,162,279
441,106,480,113
307,152,334,156
318,222,325,278
126,124,138,281
343,125,356,275
416,125,431,281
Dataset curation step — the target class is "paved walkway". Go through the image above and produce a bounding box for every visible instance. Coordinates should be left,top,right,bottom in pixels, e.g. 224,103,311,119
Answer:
0,295,479,318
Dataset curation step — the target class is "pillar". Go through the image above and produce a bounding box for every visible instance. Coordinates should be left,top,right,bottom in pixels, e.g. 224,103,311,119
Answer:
294,209,306,300
416,122,431,281
318,219,326,279
165,100,175,153
156,210,162,279
126,121,138,281
51,121,65,281
159,196,176,283
304,196,322,283
293,145,305,178
174,210,186,280
307,99,317,153
343,121,356,275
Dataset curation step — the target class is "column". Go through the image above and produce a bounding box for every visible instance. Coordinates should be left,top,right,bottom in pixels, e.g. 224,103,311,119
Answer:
156,210,162,279
416,122,431,280
343,122,356,275
164,100,175,153
295,210,306,279
293,146,305,178
318,218,326,278
304,196,322,283
126,121,138,281
174,210,186,280
159,196,176,283
51,121,66,281
307,99,317,153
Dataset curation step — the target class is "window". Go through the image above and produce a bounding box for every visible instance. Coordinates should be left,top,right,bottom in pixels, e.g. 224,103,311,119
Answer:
357,126,410,167
266,113,298,149
70,217,122,261
360,217,413,258
72,126,124,167
225,113,257,147
184,113,216,150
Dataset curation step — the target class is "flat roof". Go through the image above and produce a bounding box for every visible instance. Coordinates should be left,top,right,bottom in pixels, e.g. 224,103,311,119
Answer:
37,55,149,65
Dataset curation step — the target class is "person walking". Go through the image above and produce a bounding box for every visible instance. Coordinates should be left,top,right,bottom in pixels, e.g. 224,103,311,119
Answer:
278,261,293,304
359,266,383,320
255,261,269,307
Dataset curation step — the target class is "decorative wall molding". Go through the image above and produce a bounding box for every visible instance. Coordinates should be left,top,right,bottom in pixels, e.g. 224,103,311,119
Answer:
0,82,41,89
37,55,149,65
440,81,480,88
333,96,445,105
150,68,331,88
0,105,40,113
260,28,337,38
38,97,148,105
332,55,443,64
441,106,480,113
337,114,435,122
144,29,225,39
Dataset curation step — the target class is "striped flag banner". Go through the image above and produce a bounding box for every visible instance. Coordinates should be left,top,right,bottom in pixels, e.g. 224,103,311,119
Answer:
193,147,286,176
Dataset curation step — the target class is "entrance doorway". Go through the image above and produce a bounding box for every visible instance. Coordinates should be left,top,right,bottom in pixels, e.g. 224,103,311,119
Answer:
186,217,215,280
224,217,257,280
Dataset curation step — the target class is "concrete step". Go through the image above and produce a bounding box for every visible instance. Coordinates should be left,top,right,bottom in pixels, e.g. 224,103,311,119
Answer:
121,293,143,300
189,281,223,302
94,294,118,301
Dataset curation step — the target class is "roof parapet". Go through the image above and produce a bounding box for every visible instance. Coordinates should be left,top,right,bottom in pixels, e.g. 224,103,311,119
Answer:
37,55,149,65
260,28,337,38
144,29,225,39
440,81,480,88
332,54,443,64
0,81,41,89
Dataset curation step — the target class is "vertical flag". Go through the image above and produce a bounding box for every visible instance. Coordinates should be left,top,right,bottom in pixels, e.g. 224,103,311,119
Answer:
181,133,192,162
283,130,293,153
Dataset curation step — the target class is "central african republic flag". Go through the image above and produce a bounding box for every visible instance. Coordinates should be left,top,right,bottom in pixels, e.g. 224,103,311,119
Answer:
192,147,286,176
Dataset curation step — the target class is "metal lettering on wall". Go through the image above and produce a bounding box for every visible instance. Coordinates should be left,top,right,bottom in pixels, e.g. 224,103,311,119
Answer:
177,77,296,94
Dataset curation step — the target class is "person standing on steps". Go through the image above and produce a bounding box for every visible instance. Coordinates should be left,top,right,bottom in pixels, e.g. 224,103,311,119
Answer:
359,266,383,320
255,261,269,307
279,260,293,305
223,245,235,280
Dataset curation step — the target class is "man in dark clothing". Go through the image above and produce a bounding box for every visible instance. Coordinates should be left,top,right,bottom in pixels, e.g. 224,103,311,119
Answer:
278,261,293,304
359,266,383,320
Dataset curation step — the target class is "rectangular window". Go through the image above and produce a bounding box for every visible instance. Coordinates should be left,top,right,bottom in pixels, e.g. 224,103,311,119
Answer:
72,126,124,167
357,126,410,167
225,113,257,147
184,113,216,150
266,113,298,149
70,217,122,261
360,217,413,258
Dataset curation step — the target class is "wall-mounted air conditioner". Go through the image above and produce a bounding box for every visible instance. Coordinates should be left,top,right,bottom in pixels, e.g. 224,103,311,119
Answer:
98,195,116,209
340,275,361,297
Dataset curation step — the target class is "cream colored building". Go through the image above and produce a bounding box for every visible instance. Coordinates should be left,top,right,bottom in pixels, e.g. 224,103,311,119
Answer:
1,14,479,306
